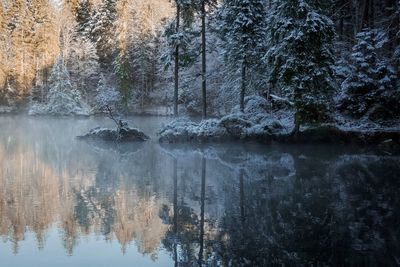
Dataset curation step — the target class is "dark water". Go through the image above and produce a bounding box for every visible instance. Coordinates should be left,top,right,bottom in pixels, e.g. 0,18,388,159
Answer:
0,116,399,266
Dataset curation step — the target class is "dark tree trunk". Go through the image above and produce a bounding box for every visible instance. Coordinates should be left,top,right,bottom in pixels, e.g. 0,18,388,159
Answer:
353,0,360,36
370,0,374,28
339,15,344,40
174,3,180,117
292,111,301,139
386,0,398,50
292,89,301,138
240,60,246,113
362,0,371,28
201,0,207,119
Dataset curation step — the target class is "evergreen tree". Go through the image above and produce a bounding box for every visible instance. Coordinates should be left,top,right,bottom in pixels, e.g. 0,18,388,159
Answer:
68,35,100,105
114,52,133,108
90,0,117,65
338,29,399,121
170,0,198,116
75,0,93,36
95,73,121,111
266,0,336,133
30,58,90,115
220,0,267,112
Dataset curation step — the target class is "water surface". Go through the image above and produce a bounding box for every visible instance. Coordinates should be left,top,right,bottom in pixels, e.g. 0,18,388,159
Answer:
0,116,399,266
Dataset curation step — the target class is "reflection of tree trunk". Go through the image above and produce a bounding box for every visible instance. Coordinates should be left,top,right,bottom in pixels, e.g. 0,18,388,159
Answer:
173,158,178,267
240,169,245,226
198,156,206,266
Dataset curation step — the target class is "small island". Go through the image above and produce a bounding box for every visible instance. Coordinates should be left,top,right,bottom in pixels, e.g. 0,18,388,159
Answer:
78,106,149,142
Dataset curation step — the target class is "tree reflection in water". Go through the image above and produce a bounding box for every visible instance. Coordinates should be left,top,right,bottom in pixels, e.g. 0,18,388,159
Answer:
0,117,399,266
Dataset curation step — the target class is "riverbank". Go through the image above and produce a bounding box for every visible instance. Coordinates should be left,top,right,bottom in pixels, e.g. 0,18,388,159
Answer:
157,113,400,153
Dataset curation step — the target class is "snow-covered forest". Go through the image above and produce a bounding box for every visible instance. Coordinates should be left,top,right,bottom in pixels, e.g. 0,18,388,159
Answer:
0,1,400,265
0,0,399,133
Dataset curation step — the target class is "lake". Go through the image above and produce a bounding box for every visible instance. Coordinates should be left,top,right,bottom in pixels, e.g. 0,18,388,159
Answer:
0,116,399,266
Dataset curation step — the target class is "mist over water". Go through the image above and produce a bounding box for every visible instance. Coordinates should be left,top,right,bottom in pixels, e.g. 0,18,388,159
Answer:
0,116,399,266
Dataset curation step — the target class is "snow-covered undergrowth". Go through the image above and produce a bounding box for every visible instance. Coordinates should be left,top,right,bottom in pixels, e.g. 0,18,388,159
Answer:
158,95,294,143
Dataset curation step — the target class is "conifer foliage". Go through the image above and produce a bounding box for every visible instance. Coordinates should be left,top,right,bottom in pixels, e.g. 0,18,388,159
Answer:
220,0,267,112
30,58,90,115
266,0,336,131
338,29,399,121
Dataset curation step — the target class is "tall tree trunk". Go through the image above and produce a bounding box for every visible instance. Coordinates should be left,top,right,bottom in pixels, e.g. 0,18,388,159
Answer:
240,60,246,112
386,0,398,49
201,0,207,119
353,0,359,37
370,0,374,28
339,15,344,40
174,3,180,117
293,111,301,139
362,0,370,28
292,89,301,138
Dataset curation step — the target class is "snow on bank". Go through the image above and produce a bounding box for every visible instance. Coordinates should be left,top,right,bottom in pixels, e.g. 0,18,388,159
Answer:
158,95,400,146
158,95,294,143
0,106,15,114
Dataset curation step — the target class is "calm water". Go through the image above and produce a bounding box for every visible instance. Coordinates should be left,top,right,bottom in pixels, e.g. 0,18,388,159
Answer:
0,115,399,266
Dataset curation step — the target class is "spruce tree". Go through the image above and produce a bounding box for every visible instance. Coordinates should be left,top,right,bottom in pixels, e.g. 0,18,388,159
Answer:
90,0,117,65
220,0,267,112
266,0,336,133
114,52,133,108
30,58,89,115
338,29,398,121
75,0,93,36
95,73,121,111
161,0,199,115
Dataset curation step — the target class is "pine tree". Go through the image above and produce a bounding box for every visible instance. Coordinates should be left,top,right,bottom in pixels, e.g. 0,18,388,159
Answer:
220,0,267,112
338,29,398,121
95,73,121,111
68,35,100,105
90,0,117,65
75,0,93,36
266,0,336,133
114,52,133,108
30,58,90,115
160,0,197,115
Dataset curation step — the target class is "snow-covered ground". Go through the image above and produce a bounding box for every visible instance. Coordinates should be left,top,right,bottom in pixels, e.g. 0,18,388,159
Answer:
158,95,294,142
158,94,400,145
